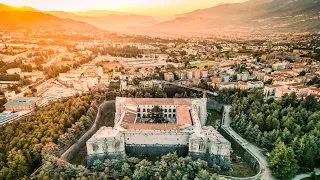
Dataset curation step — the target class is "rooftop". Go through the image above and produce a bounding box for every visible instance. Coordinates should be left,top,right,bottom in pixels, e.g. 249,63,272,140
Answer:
310,88,320,92
176,106,192,126
124,98,193,106
4,97,41,106
127,124,181,130
89,127,119,140
0,113,18,124
120,111,137,129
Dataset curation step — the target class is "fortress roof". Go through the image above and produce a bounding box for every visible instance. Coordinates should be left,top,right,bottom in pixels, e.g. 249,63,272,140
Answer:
127,124,181,130
124,98,193,106
176,106,192,126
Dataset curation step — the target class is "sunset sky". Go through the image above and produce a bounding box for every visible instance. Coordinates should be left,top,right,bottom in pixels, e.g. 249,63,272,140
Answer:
0,0,247,15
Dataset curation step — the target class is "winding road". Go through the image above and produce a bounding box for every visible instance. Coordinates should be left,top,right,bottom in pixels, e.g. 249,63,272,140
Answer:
291,168,320,180
222,105,275,180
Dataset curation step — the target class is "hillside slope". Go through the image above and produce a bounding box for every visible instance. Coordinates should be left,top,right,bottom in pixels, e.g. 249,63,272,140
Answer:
146,0,320,34
47,11,157,31
0,11,102,32
0,3,39,12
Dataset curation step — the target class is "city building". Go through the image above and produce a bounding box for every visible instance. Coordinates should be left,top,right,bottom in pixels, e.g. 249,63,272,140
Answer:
272,62,287,71
218,82,237,90
4,97,42,111
201,69,208,78
139,80,163,89
164,72,175,82
221,74,233,83
100,74,109,84
237,82,247,90
6,68,22,75
237,72,250,81
186,70,193,80
247,81,264,89
192,68,201,79
87,97,231,168
0,112,18,126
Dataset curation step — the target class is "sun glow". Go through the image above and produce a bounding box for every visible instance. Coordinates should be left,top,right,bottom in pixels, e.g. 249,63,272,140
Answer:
0,0,247,15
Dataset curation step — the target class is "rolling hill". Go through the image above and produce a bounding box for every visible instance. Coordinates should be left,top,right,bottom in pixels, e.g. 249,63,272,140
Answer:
0,11,102,32
46,11,157,31
0,3,39,12
73,9,128,17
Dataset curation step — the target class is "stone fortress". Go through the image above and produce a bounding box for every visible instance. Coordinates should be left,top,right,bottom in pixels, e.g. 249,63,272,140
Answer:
86,97,231,168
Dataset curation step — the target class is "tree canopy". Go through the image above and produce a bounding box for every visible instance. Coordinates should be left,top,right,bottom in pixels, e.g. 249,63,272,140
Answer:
229,89,320,179
0,90,111,179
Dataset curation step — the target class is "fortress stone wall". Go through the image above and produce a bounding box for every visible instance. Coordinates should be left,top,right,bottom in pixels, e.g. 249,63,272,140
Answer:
87,97,231,168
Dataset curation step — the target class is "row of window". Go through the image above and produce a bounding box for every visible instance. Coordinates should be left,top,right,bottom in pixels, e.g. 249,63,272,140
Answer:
137,113,176,118
137,108,176,113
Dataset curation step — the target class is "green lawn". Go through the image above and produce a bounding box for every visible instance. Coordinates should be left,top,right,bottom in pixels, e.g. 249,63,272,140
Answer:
193,61,219,68
206,109,223,127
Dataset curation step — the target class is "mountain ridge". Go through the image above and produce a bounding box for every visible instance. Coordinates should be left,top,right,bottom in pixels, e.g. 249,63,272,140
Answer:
0,10,102,33
144,0,320,35
0,3,39,12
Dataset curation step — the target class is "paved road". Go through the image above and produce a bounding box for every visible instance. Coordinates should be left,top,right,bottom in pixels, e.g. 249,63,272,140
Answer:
44,53,66,67
222,105,275,180
2,51,28,63
292,168,320,180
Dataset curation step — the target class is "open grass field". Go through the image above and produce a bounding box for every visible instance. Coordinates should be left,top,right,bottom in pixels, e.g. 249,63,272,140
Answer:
97,61,123,72
228,161,257,177
206,109,223,128
193,61,219,68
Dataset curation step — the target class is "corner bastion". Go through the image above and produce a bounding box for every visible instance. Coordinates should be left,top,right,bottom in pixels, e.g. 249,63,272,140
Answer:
86,97,231,169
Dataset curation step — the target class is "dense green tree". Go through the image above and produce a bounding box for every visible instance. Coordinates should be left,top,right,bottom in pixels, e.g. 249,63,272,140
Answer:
155,89,165,98
149,106,167,123
229,89,320,175
92,159,104,172
269,142,298,180
0,90,111,179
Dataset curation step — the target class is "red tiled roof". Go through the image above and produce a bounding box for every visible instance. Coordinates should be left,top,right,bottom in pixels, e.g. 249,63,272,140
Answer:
127,124,181,130
176,106,192,126
120,111,136,129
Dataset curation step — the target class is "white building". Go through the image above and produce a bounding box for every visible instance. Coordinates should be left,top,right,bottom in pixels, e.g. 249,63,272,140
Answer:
100,74,109,85
247,81,264,89
6,68,21,75
221,74,233,83
164,72,175,82
139,80,163,89
87,97,231,168
186,70,193,80
237,72,250,81
219,82,237,90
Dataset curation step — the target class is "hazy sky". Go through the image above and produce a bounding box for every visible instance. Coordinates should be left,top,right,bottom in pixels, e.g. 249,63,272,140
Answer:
0,0,247,15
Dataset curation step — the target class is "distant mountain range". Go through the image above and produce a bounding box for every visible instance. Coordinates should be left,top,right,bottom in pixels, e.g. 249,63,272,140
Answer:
46,11,157,31
142,0,320,35
0,0,319,36
72,10,129,17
